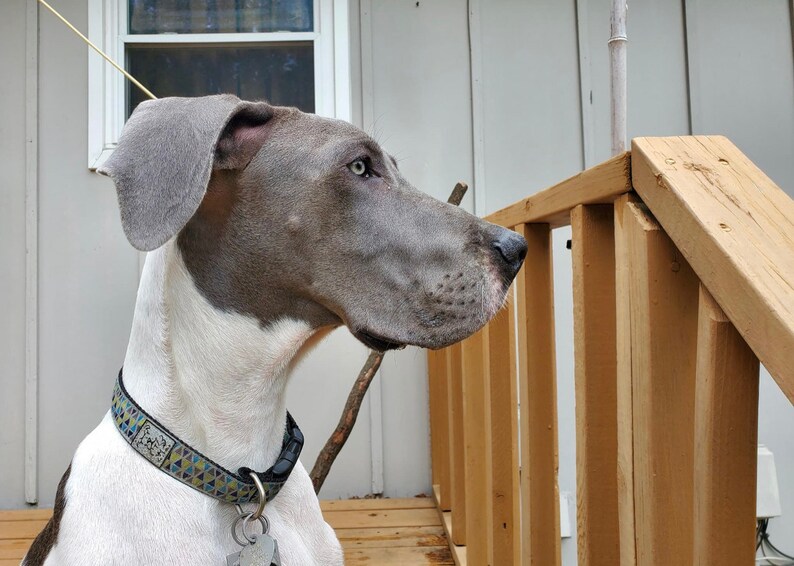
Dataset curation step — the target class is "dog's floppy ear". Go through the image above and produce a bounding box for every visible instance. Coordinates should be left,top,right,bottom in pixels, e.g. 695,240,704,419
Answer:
98,95,273,251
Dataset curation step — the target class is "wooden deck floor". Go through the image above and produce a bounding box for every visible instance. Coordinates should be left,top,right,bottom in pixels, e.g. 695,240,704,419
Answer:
0,497,452,565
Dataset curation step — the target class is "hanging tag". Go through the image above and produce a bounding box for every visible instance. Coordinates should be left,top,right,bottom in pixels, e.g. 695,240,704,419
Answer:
239,533,278,566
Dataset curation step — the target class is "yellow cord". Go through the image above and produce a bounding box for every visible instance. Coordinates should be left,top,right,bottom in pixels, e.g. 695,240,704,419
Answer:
37,0,157,100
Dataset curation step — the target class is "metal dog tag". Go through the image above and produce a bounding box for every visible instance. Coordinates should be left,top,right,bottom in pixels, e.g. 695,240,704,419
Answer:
240,533,279,566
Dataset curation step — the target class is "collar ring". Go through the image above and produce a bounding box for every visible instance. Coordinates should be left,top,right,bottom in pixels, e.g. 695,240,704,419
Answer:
249,472,267,519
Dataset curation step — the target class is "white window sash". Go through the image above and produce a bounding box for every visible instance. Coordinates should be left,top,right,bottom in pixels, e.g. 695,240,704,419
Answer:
87,0,349,170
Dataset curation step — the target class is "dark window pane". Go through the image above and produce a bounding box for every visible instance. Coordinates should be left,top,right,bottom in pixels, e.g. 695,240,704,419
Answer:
126,43,314,116
128,0,313,34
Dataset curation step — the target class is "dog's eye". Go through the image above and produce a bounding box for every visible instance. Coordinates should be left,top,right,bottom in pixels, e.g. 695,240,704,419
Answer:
348,158,370,177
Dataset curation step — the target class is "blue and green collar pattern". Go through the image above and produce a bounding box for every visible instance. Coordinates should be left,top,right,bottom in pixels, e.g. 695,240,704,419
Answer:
111,369,303,505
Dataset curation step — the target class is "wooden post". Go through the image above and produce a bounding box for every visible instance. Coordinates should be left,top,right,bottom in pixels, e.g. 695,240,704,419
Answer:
571,205,620,565
693,286,760,565
447,343,467,545
614,195,637,566
623,201,700,566
487,306,521,565
515,223,561,566
631,136,794,401
428,348,451,510
462,329,491,565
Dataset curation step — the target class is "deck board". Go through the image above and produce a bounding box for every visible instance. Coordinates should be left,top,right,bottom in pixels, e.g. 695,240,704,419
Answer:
0,498,447,565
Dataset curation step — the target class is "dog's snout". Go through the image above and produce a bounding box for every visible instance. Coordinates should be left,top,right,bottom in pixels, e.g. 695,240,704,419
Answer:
492,230,528,278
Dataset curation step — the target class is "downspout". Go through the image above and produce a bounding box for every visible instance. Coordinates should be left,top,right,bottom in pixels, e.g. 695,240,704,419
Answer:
467,0,485,216
609,0,628,155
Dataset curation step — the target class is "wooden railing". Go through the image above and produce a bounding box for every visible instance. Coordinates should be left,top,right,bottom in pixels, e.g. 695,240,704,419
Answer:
427,136,794,566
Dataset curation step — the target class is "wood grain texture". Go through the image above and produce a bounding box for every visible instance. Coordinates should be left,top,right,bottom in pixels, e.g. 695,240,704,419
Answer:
632,136,794,402
335,525,445,547
0,520,48,540
515,223,561,566
321,498,435,511
693,285,760,566
344,545,455,565
3,499,453,565
434,485,468,566
0,510,52,522
624,201,700,566
486,307,521,566
0,539,31,560
428,348,452,511
461,329,491,566
446,343,467,545
486,152,631,228
571,205,620,566
324,508,441,529
614,195,638,566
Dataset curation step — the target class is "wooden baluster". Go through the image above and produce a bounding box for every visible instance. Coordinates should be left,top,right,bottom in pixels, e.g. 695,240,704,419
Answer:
693,286,760,565
618,200,699,566
462,328,491,564
428,348,451,510
571,205,620,565
515,222,561,566
447,342,467,546
614,194,637,566
487,305,521,565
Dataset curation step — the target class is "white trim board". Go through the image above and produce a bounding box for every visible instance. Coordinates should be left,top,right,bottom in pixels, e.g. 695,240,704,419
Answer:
86,0,351,169
25,0,40,506
357,0,385,495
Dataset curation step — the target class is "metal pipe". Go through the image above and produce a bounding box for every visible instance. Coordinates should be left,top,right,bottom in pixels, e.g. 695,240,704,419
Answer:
609,0,628,155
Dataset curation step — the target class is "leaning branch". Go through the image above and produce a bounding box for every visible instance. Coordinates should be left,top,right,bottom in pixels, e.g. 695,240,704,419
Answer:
310,182,469,493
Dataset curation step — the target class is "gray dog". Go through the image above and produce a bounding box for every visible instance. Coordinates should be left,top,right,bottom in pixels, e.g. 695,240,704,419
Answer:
24,95,526,565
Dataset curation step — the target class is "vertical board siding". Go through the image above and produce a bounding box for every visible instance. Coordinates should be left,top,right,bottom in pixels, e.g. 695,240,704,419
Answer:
446,342,467,545
624,201,700,566
614,194,638,566
571,205,619,565
486,307,520,565
693,286,760,565
428,348,451,510
515,223,561,566
461,329,491,565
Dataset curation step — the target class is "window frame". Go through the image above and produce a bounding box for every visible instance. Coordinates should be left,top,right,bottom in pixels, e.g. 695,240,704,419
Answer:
87,0,350,170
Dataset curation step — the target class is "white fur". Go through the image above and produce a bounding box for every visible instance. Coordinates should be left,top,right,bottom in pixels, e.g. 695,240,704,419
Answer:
40,243,343,565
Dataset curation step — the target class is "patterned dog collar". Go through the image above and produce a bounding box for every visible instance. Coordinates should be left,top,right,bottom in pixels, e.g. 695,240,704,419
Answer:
111,369,303,505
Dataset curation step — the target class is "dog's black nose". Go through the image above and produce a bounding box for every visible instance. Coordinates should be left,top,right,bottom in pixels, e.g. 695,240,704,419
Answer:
492,230,528,278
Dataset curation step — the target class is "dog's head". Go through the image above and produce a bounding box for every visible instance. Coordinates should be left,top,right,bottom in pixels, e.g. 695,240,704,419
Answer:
100,95,526,350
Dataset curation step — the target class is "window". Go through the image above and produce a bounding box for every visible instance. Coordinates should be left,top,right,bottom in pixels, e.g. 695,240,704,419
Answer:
87,0,350,169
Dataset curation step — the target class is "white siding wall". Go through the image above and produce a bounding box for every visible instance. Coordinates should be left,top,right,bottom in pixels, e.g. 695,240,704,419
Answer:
1,1,793,563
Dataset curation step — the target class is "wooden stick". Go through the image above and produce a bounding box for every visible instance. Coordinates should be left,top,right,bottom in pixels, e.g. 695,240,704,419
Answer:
37,0,157,100
310,182,469,493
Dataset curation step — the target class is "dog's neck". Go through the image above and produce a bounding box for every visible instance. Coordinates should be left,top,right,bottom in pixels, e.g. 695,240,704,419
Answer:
121,242,318,473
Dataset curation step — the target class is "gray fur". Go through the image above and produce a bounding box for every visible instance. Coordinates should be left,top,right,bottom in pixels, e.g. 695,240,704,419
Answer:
98,95,271,251
104,95,526,350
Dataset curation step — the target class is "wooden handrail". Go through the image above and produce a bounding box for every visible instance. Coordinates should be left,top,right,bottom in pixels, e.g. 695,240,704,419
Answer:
427,136,794,566
632,136,794,402
486,151,631,228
